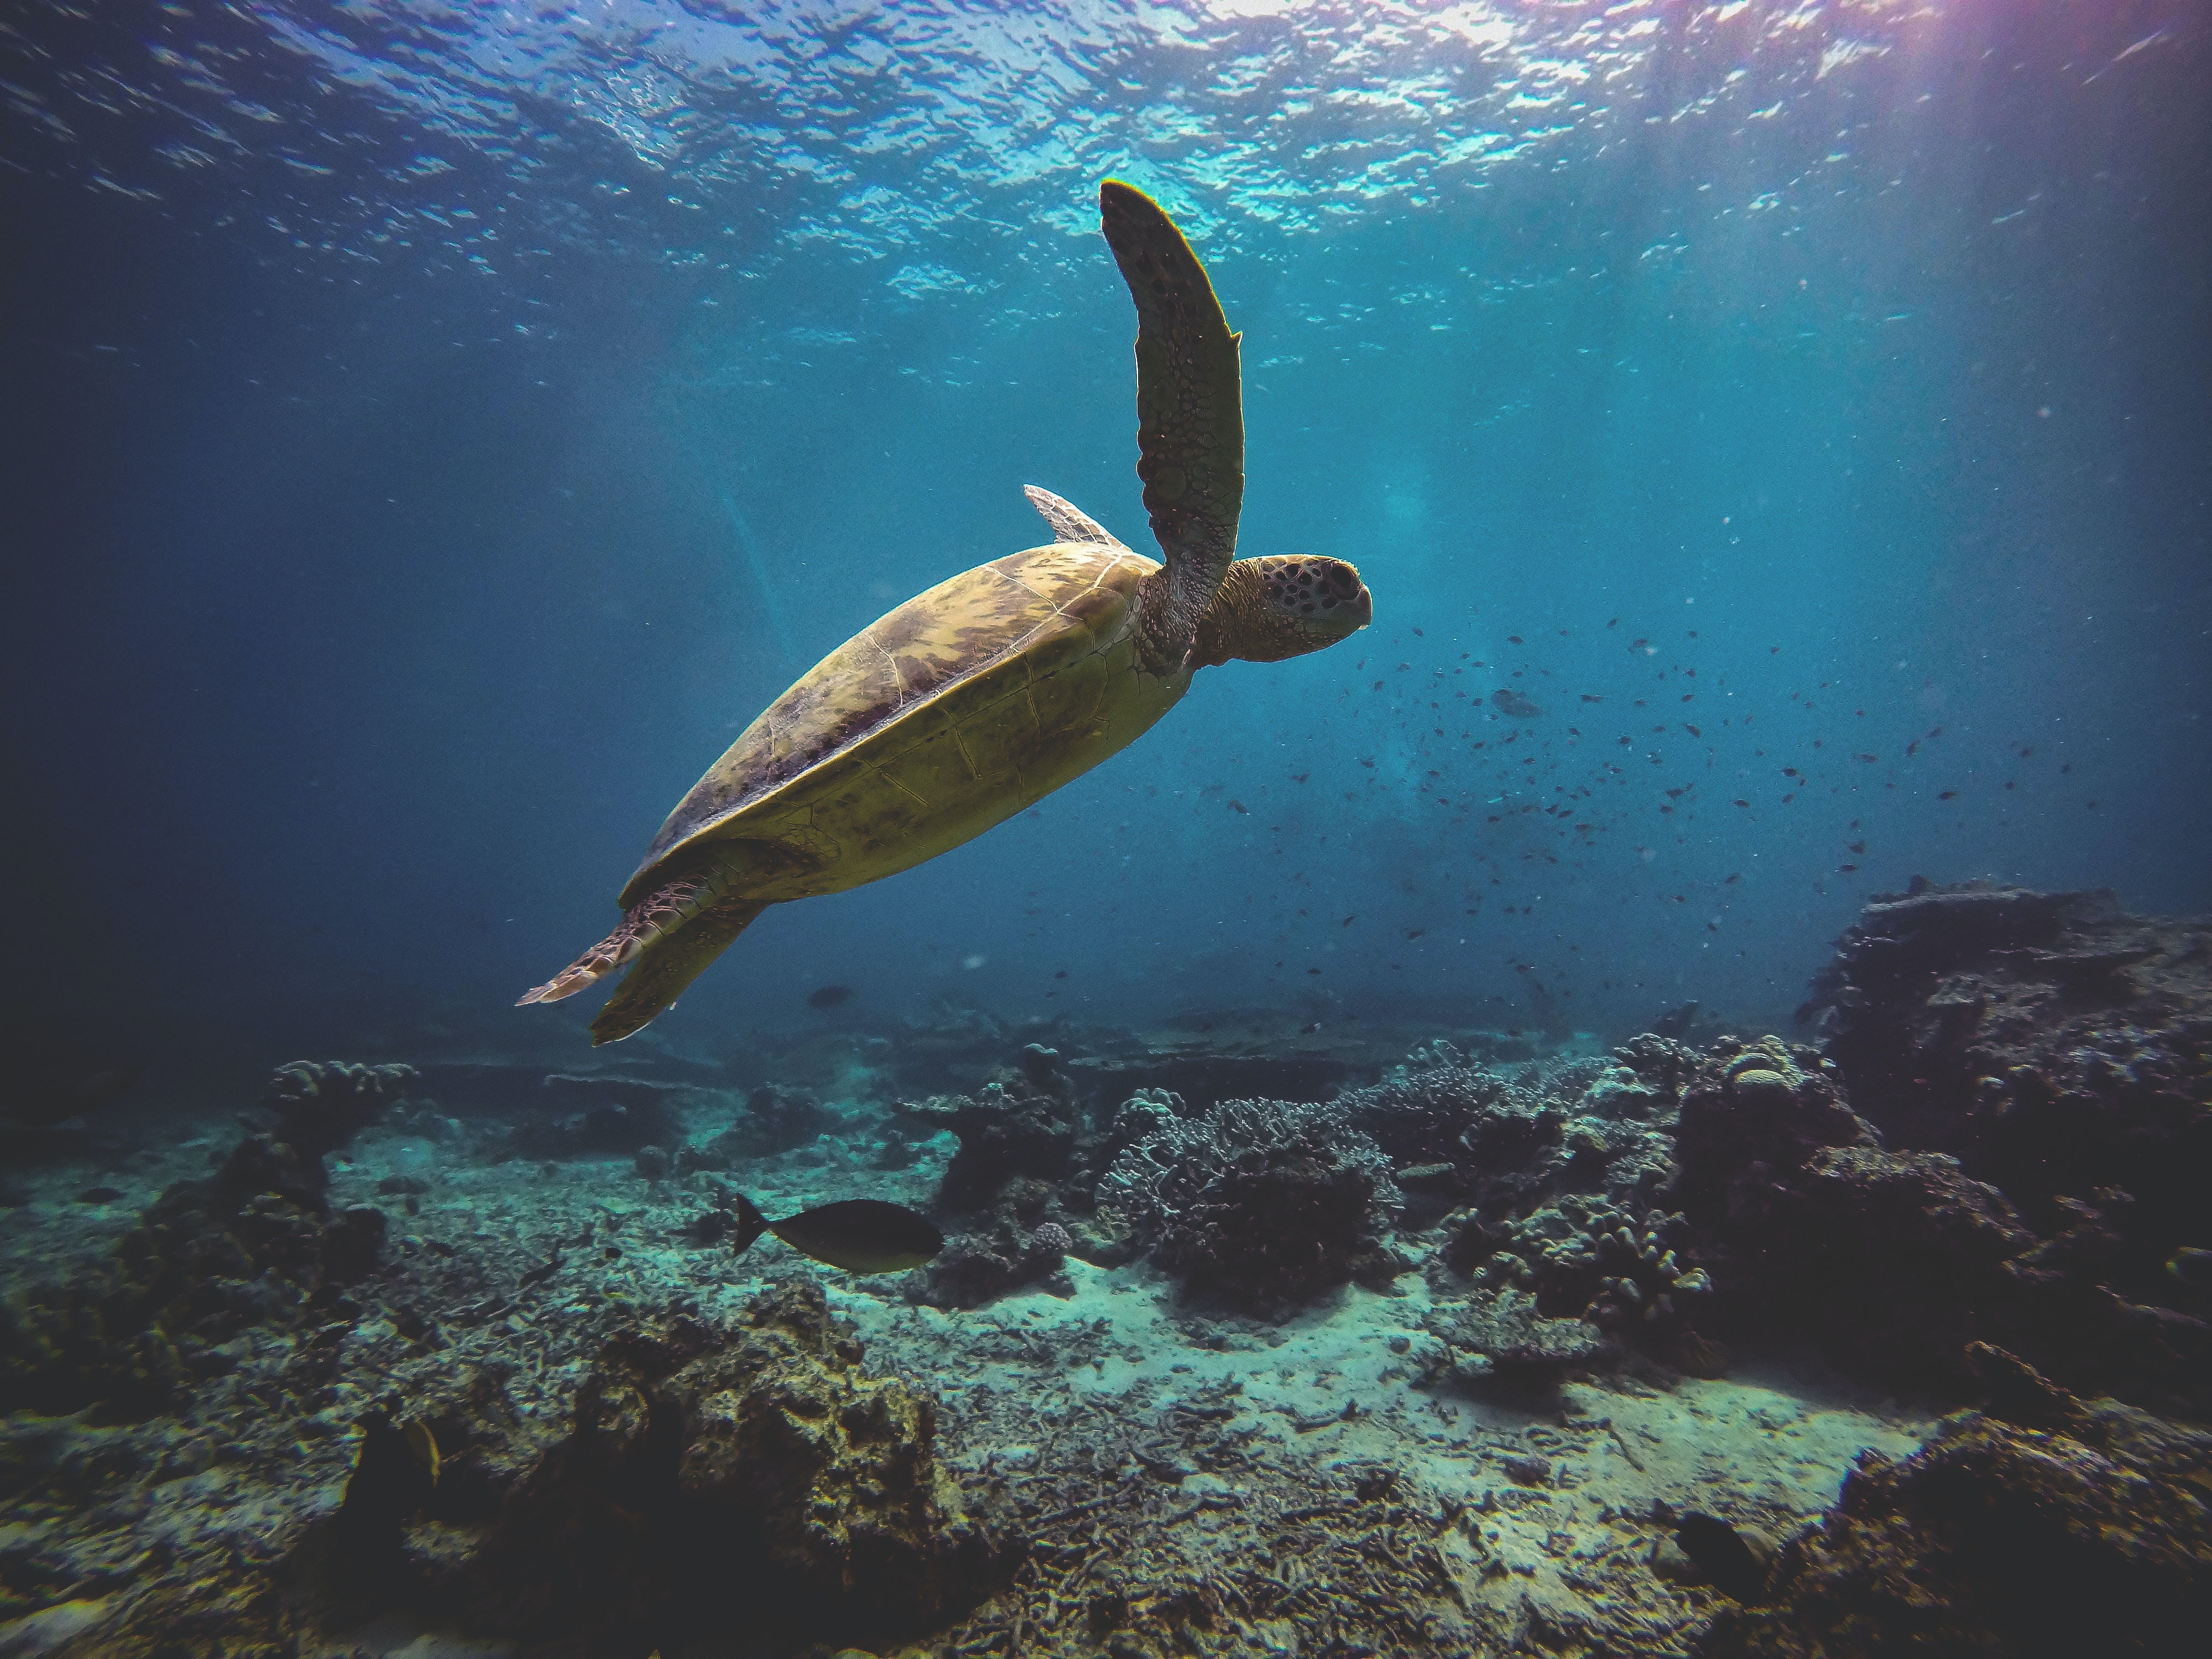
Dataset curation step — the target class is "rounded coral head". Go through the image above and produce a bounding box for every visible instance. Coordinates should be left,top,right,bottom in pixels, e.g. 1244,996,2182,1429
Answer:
1032,1222,1074,1259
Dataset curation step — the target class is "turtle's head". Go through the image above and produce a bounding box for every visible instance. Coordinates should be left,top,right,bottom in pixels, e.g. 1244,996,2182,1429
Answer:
1191,555,1371,668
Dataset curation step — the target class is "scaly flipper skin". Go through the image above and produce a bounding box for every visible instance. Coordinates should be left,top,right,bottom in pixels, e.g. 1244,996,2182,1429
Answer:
1023,484,1126,550
517,844,753,1011
588,886,765,1044
1098,179,1244,674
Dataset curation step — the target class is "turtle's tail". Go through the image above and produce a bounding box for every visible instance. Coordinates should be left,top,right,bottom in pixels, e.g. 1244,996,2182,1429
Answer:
518,849,760,1040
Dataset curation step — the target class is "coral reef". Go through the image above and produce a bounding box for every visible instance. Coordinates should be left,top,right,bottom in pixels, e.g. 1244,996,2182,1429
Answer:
260,1061,419,1160
1700,1350,2212,1658
899,1072,1079,1211
1342,1040,1708,1390
1102,1097,1402,1314
684,1083,833,1165
1803,879,2210,1327
415,1277,1020,1653
1673,1026,2208,1410
0,1060,416,1419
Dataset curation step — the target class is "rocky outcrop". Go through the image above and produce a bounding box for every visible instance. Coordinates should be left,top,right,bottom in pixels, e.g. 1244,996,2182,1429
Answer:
1702,1352,2212,1658
0,1062,413,1419
1803,879,2208,1255
1665,1023,2208,1408
375,1278,1019,1655
1787,881,2211,1407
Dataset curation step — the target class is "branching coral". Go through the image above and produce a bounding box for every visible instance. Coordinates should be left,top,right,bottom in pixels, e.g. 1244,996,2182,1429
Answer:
1101,1097,1400,1313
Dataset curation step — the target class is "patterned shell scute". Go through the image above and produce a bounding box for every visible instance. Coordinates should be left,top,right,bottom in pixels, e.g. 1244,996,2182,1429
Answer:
629,542,1153,885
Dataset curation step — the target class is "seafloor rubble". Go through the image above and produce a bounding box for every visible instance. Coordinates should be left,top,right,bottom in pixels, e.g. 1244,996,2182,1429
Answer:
0,880,2205,1657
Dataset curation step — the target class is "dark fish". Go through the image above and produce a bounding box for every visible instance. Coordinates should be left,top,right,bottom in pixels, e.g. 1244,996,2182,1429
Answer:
1674,1512,1769,1601
733,1194,942,1275
338,1413,440,1545
806,984,854,1009
1491,688,1544,719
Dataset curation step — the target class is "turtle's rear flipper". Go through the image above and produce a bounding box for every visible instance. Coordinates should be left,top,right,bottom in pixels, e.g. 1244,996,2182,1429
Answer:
588,891,766,1044
518,846,759,1038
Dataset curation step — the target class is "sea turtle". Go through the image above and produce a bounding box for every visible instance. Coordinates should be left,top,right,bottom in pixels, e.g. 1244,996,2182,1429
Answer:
521,180,1373,1044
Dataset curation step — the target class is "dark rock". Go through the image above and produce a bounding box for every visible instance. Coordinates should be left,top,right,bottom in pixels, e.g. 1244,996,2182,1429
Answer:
713,1083,833,1161
1435,1296,1611,1390
1676,1512,1773,1603
902,1084,1077,1210
319,1206,388,1287
1792,883,2212,1407
1668,1034,2208,1408
1699,1394,2212,1658
907,1240,1020,1311
451,1279,1019,1651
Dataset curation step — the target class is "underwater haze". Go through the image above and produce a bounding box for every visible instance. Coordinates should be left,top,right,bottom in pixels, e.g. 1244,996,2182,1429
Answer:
3,0,2208,1068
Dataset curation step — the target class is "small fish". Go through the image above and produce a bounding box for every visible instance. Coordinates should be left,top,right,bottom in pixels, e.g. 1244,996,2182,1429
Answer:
733,1194,943,1275
1491,688,1544,719
1301,1020,1323,1035
1939,790,1959,800
1674,1512,1769,1601
2167,1247,2212,1289
807,984,854,1009
1228,799,1248,813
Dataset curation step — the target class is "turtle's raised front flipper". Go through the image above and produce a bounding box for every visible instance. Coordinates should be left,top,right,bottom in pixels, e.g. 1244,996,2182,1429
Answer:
518,844,761,1042
1098,180,1243,672
1023,484,1127,551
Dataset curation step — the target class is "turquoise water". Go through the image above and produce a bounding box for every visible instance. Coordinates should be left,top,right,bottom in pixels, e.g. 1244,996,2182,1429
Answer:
3,0,2205,1057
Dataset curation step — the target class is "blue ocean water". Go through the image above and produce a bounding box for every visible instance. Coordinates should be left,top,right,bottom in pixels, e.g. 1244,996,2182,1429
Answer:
3,0,2206,1067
